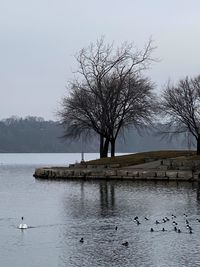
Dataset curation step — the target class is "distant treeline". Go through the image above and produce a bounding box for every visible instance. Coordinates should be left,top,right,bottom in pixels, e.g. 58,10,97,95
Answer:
0,116,193,153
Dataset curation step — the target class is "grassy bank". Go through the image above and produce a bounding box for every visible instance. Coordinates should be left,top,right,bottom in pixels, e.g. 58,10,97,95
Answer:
86,150,196,167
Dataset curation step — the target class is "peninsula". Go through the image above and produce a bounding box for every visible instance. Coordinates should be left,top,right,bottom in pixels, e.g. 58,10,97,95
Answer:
34,150,200,181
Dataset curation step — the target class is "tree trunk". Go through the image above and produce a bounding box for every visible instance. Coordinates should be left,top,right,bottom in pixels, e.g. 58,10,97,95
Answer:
197,135,200,155
100,136,109,158
110,138,115,157
102,138,109,158
100,135,104,158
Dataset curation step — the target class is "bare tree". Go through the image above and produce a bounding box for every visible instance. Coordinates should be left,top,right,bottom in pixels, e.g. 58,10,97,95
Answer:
99,74,156,156
59,37,157,158
59,84,110,157
160,75,200,155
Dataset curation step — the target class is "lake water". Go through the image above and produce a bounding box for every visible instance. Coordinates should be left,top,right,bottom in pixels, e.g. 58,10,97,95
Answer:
1,153,200,267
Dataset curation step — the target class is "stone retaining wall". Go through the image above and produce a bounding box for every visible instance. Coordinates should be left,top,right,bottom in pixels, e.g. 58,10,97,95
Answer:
34,167,199,181
161,159,200,171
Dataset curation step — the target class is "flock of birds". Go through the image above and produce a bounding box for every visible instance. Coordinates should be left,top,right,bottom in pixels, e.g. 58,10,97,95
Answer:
79,213,200,247
19,213,200,247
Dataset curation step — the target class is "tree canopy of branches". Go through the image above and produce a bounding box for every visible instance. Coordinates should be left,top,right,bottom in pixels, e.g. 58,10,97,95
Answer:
59,38,157,158
160,75,200,155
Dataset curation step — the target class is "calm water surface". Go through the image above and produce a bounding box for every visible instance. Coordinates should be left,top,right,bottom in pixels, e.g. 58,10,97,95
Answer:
1,153,200,267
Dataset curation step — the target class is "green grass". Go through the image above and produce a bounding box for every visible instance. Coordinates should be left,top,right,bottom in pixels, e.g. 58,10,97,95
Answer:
86,150,196,167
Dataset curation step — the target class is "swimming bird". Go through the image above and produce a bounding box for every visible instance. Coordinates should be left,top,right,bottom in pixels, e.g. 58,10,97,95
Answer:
162,228,165,232
79,237,84,243
150,228,154,232
136,220,141,225
178,229,181,233
183,213,188,217
174,226,177,231
155,220,159,224
189,229,193,234
18,217,28,229
145,217,149,220
122,241,129,246
134,216,138,220
165,217,170,221
115,226,118,231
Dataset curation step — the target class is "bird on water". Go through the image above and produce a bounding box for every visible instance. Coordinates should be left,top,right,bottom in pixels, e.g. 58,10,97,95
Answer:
136,220,141,225
122,241,129,246
18,217,28,229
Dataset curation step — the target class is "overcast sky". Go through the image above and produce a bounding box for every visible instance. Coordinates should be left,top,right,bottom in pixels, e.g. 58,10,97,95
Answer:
1,0,200,120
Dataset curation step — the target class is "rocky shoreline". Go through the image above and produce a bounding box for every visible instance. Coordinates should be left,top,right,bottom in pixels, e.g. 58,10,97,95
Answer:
33,157,200,181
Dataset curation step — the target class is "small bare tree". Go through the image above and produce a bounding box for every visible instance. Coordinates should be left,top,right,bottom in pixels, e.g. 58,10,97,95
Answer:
160,75,200,155
59,37,157,158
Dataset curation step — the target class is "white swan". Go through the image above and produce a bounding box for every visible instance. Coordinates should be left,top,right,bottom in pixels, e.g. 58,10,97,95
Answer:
18,217,28,229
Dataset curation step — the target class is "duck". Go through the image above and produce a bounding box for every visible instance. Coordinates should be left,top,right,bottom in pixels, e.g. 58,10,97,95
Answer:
122,241,129,246
177,229,181,233
136,220,141,225
150,228,154,232
115,226,118,231
18,217,28,229
145,217,149,220
174,226,177,231
162,228,165,232
79,237,84,243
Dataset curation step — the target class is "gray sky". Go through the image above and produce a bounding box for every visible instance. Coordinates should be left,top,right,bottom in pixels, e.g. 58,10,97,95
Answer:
1,0,200,120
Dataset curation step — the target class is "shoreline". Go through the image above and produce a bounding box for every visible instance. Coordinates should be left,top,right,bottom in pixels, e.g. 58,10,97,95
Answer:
33,151,200,182
33,164,200,182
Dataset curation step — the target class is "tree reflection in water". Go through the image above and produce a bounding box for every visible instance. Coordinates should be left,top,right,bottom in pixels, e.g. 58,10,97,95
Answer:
197,182,200,201
99,181,115,215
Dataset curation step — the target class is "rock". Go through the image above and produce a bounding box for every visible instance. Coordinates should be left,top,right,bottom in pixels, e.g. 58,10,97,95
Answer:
177,171,193,180
166,171,178,180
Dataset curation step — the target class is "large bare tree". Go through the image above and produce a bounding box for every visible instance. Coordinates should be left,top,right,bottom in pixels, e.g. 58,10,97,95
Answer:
98,74,156,156
160,75,200,155
59,38,157,157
